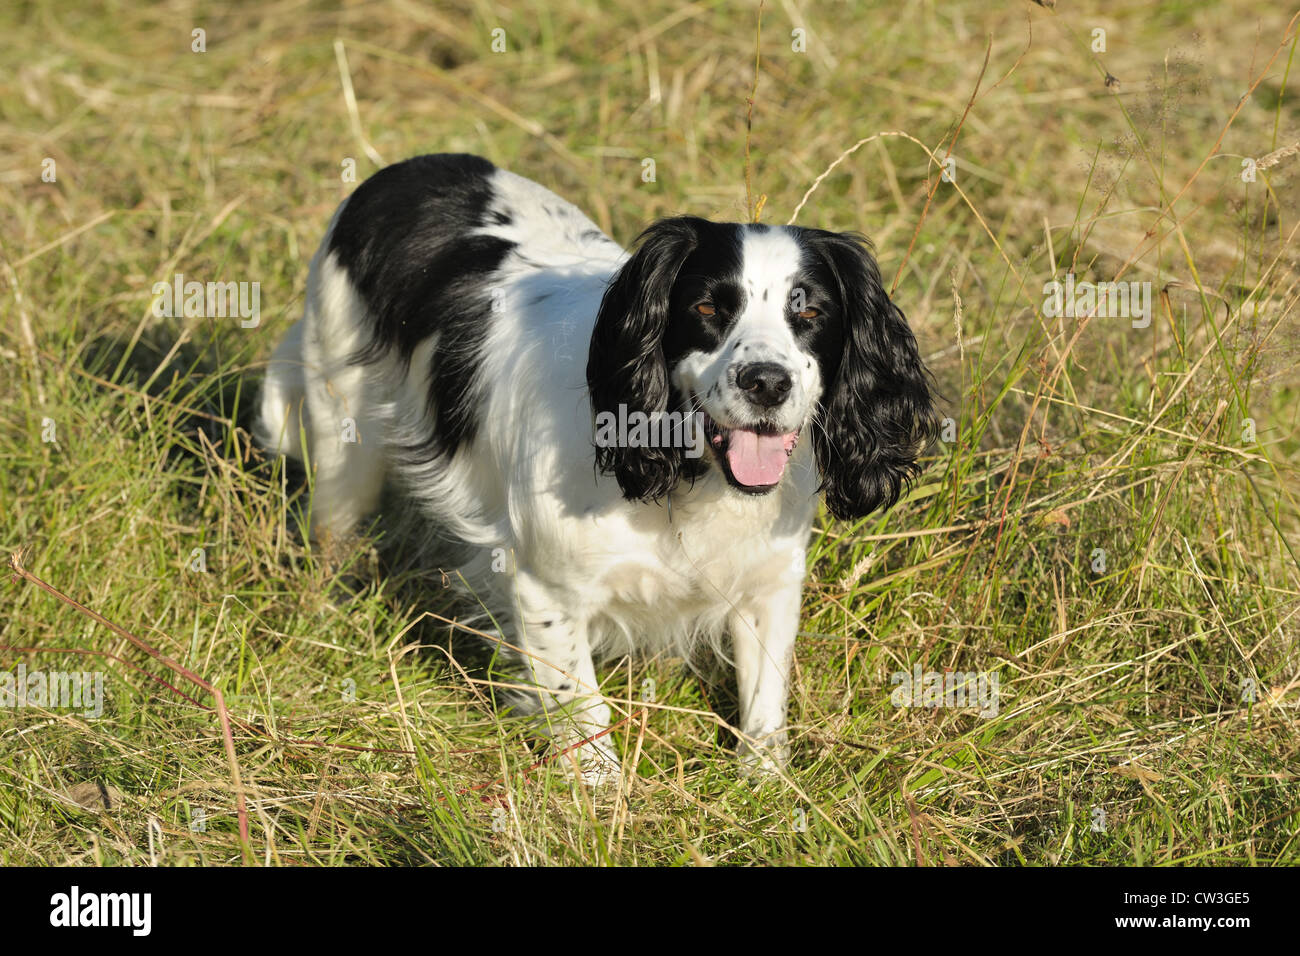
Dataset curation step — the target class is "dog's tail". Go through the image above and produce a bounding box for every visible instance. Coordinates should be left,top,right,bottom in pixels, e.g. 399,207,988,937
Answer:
255,319,309,460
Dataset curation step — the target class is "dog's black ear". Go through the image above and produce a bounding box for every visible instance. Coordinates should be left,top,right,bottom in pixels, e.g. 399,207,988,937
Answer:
587,217,703,501
808,231,938,521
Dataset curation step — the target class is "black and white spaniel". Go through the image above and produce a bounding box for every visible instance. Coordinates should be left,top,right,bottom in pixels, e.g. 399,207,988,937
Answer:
258,153,937,782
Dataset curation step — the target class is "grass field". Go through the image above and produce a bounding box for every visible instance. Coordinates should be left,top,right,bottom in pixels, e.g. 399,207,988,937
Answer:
2,0,1299,866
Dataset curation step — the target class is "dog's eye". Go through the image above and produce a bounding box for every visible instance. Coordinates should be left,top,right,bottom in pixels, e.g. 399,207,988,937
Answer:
695,303,716,316
797,307,820,319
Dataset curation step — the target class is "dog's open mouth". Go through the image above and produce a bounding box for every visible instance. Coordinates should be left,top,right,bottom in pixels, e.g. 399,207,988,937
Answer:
701,412,800,492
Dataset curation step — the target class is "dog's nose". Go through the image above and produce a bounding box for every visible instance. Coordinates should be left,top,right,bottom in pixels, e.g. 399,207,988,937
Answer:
735,362,793,408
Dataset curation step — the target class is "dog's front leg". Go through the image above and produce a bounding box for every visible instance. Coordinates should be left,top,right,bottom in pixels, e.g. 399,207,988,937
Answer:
729,582,802,774
511,572,618,786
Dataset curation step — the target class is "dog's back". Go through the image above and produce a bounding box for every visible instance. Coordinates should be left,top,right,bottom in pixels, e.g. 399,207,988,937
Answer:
257,153,623,538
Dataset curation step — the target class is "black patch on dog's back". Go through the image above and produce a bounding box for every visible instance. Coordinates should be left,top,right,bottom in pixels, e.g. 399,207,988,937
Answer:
329,153,515,460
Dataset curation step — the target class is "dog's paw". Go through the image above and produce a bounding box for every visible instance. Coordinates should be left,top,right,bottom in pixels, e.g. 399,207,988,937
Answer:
737,730,790,779
549,731,620,788
572,741,621,789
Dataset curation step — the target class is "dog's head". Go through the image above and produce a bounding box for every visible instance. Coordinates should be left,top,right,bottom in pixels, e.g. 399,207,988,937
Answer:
587,216,938,520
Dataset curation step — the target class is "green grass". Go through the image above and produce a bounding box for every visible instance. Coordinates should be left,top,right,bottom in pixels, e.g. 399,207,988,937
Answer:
2,0,1299,865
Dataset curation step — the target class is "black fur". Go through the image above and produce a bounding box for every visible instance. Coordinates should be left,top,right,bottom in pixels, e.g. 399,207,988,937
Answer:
587,217,712,500
329,153,515,461
801,230,938,520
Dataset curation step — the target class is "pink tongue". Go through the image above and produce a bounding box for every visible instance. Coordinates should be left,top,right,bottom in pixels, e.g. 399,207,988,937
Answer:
726,429,798,487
